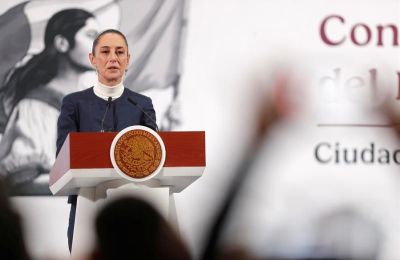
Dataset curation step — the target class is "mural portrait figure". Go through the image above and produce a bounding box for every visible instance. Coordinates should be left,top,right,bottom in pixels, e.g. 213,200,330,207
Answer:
0,8,99,193
0,0,187,195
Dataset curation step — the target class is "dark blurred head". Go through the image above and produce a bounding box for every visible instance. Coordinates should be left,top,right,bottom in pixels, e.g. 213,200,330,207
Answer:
93,197,191,260
0,178,30,260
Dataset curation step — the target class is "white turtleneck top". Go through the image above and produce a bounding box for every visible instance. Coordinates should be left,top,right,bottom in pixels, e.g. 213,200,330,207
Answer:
93,81,124,100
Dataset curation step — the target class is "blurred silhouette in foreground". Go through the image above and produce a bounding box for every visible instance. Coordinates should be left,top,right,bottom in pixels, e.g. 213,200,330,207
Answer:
201,69,400,260
200,73,292,260
0,178,31,260
89,197,191,260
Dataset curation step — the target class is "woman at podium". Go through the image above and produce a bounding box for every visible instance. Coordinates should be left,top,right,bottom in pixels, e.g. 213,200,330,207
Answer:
56,29,158,251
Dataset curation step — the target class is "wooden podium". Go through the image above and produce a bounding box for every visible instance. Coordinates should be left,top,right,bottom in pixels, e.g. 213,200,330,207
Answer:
49,131,205,257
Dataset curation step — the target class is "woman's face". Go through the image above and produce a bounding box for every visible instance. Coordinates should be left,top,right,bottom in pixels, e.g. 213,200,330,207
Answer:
68,18,99,69
89,33,130,86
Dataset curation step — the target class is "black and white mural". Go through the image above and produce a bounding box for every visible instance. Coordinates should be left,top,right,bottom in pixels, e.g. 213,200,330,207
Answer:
0,0,187,195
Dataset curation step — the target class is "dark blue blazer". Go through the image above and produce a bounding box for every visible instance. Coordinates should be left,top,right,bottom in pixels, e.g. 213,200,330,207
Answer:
56,87,157,203
56,87,157,155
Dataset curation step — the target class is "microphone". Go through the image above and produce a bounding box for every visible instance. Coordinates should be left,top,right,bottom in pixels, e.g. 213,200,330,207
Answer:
101,96,112,132
127,97,159,132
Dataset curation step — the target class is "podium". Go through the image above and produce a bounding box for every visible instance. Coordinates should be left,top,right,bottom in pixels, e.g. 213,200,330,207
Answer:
49,131,205,257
